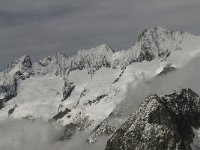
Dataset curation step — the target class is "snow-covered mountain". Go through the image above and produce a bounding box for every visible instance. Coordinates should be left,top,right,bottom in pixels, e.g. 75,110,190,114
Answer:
1,27,200,149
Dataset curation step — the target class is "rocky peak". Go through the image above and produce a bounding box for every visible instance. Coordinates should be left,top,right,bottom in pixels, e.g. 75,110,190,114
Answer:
68,44,114,74
133,26,189,61
0,55,33,107
161,88,200,118
137,26,187,42
21,55,32,70
137,26,166,40
32,52,68,76
105,88,200,150
115,27,192,68
35,52,67,67
32,44,114,76
5,55,32,75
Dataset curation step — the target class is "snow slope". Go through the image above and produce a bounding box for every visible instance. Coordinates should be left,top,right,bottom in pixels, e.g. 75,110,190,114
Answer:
0,75,64,121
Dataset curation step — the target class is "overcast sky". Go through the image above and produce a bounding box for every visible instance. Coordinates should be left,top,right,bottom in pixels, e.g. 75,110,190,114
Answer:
1,0,200,70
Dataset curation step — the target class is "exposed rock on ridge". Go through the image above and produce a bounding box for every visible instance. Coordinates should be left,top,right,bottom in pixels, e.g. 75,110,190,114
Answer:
0,55,33,108
105,88,200,150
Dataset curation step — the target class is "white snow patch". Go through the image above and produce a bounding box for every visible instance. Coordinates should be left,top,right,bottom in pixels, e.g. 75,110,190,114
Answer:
3,75,64,120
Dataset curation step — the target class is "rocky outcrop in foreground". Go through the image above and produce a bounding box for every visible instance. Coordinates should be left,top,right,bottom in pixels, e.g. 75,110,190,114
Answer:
105,88,200,150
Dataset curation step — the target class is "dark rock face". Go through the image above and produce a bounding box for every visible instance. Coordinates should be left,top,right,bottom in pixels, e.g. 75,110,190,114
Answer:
62,80,75,101
0,99,3,109
0,79,17,106
113,69,126,84
8,105,17,116
51,108,71,121
83,94,108,106
138,48,156,61
21,56,32,70
105,88,200,150
60,117,91,141
157,64,176,76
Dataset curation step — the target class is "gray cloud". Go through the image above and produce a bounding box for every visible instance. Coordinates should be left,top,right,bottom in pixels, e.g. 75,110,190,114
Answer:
122,55,200,117
0,119,107,150
1,0,200,70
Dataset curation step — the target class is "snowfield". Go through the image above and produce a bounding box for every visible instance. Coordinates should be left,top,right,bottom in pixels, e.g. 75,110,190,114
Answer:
0,75,64,121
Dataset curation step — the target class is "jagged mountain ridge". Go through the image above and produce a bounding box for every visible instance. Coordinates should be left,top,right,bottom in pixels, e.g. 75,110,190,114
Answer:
1,26,200,147
32,27,193,75
0,27,193,78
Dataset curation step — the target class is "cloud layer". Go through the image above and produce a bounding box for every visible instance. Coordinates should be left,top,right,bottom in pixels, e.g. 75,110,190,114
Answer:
122,55,200,116
1,0,200,70
0,119,107,150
